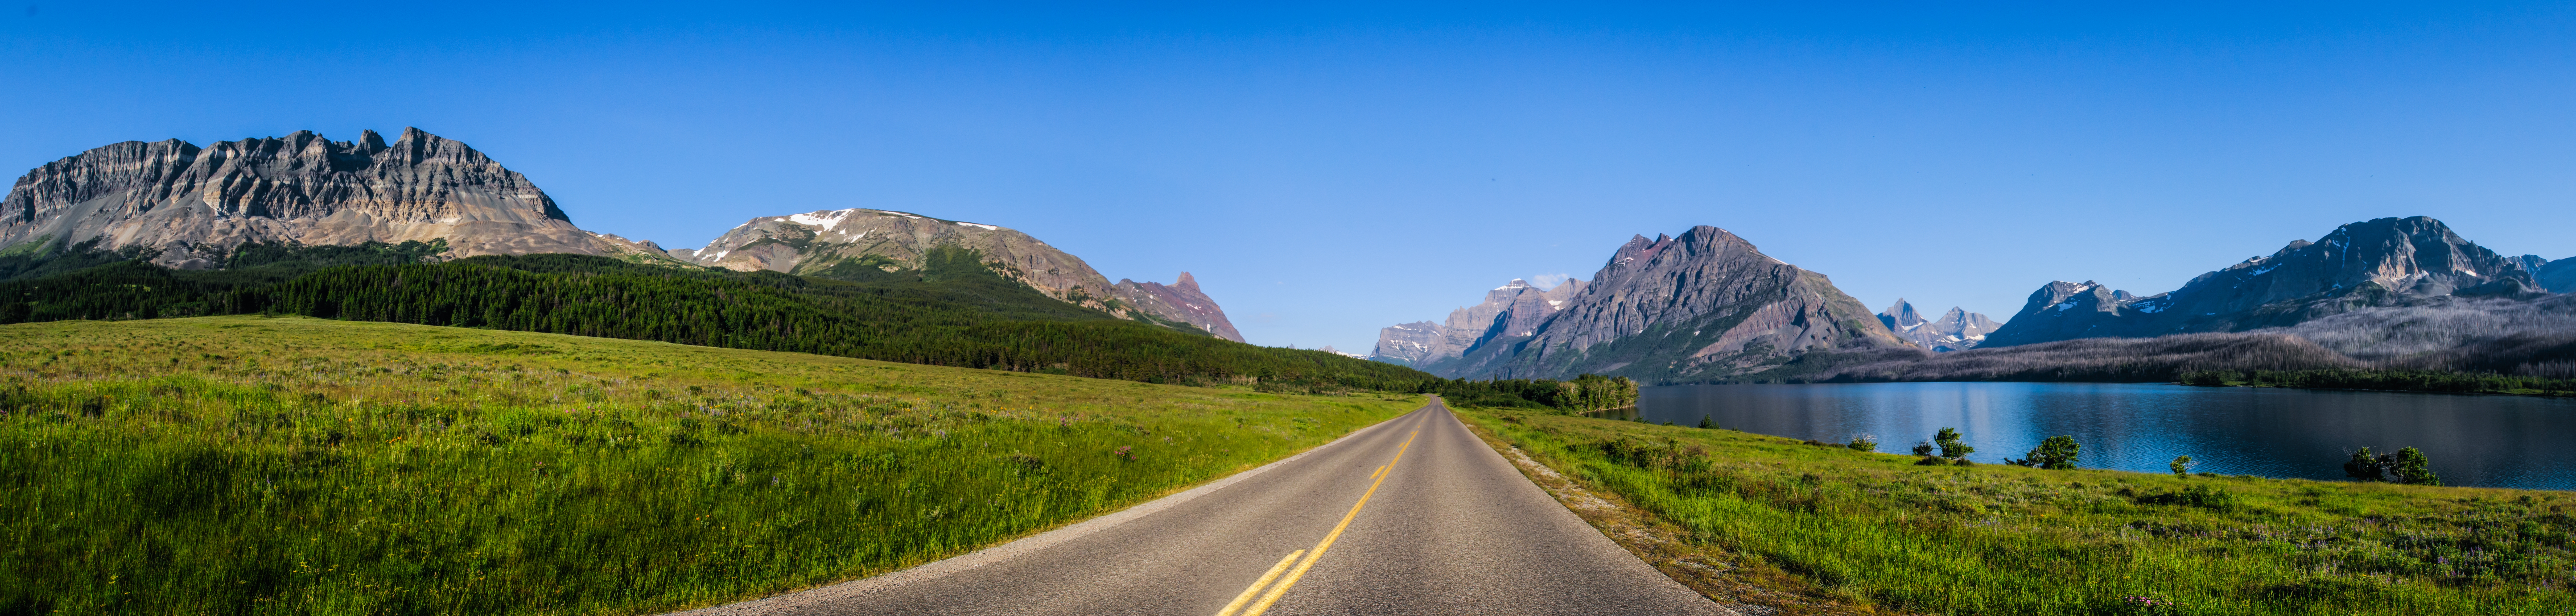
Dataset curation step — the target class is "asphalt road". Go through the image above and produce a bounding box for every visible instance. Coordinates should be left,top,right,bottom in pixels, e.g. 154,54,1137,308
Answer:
682,397,1730,616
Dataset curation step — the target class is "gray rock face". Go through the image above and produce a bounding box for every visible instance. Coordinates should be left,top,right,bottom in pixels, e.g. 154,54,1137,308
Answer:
1112,272,1245,342
676,208,1242,340
1368,321,1444,366
0,128,638,267
1412,227,1902,383
1983,216,2546,347
1878,299,2001,352
1388,278,1588,370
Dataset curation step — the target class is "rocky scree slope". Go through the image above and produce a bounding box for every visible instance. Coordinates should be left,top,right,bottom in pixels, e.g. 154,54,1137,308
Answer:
1981,216,2548,348
1877,299,2002,353
0,128,659,268
671,208,1242,341
1384,227,1903,384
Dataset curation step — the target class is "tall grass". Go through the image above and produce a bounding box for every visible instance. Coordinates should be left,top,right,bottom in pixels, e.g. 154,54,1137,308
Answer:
1464,409,2576,616
0,316,1417,615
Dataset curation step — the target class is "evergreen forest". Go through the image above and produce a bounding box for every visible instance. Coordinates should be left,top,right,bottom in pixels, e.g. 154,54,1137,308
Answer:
0,240,1618,409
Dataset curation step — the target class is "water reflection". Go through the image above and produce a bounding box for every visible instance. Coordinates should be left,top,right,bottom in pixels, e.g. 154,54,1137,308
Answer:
1622,383,2576,490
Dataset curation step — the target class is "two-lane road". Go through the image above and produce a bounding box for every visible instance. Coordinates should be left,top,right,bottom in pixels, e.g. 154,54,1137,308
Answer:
685,398,1729,615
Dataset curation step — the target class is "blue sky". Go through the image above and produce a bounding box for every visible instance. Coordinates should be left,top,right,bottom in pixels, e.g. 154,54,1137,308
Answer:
6,2,2574,351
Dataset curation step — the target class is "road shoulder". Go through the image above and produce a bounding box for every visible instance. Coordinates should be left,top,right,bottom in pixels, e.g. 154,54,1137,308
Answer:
667,405,1423,616
1453,412,1887,616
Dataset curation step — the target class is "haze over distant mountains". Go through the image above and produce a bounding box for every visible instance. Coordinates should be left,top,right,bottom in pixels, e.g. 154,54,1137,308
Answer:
1793,216,2576,383
0,129,1241,341
1369,215,2571,385
1981,216,2551,347
1877,300,2001,353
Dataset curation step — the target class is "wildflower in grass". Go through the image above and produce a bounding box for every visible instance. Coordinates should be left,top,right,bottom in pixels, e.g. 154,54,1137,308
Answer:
1114,445,1135,461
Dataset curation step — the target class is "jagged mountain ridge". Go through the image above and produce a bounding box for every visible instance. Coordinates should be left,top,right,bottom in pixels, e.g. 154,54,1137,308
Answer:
1370,278,1586,369
0,131,1245,342
1367,321,1443,366
1877,299,2001,353
1380,227,1903,383
1476,228,1906,382
1982,216,2548,347
0,128,658,267
670,207,1243,341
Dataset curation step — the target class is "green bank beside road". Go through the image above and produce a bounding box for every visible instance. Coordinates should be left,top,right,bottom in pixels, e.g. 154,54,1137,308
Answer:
0,316,1419,615
1457,408,2576,616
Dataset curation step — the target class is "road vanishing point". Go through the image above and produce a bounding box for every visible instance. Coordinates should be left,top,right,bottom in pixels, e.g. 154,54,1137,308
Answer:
679,397,1732,616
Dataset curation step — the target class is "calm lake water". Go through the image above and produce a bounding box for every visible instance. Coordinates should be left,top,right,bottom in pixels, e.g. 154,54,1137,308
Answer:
1620,383,2576,490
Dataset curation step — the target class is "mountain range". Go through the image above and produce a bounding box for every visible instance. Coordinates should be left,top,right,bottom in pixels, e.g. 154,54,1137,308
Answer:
1877,300,2001,353
1367,278,1585,367
1372,216,2569,385
7,129,2568,386
1785,216,2574,383
1980,216,2548,347
668,207,1241,341
1374,227,1906,383
0,129,1239,341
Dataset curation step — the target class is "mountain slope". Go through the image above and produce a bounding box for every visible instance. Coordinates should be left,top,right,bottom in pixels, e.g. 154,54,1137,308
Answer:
2541,257,2576,293
0,128,649,267
1877,299,2002,352
0,245,1415,388
1982,216,2546,347
1389,279,1584,369
1110,272,1244,342
1435,227,1903,383
673,208,1241,340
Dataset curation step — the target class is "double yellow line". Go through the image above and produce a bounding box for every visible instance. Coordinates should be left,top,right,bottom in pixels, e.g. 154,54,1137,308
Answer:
1213,428,1421,616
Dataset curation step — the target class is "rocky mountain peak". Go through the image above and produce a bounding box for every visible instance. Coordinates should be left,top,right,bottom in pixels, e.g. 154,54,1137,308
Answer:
1368,320,1446,366
1879,299,1928,330
676,207,1244,341
0,128,624,268
1878,300,2003,353
1391,225,1898,383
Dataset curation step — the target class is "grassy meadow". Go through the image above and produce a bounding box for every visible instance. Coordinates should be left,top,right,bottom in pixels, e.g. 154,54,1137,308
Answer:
1459,409,2576,616
0,316,1419,615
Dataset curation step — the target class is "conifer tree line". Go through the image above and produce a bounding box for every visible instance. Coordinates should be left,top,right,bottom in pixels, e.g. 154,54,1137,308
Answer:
0,240,1623,409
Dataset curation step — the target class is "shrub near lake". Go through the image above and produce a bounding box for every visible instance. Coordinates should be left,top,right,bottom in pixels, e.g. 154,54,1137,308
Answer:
0,316,1418,615
1462,409,2576,616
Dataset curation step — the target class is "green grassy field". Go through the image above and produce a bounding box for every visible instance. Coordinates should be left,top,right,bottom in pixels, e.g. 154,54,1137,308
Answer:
1459,409,2576,616
0,316,1420,615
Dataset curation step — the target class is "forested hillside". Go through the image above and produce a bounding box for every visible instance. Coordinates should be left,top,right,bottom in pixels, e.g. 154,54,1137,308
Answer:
0,242,1411,387
0,241,1630,408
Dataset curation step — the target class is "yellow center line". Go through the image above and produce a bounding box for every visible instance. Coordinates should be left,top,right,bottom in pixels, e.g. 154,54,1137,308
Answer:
1235,428,1421,616
1212,549,1304,616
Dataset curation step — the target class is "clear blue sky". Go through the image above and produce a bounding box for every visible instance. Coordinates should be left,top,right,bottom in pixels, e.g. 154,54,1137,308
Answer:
7,2,2574,351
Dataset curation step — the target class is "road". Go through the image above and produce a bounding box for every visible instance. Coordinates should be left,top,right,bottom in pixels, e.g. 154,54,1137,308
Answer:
680,397,1731,616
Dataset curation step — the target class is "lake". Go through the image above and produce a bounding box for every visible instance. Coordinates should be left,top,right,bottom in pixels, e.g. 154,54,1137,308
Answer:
1619,382,2576,490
